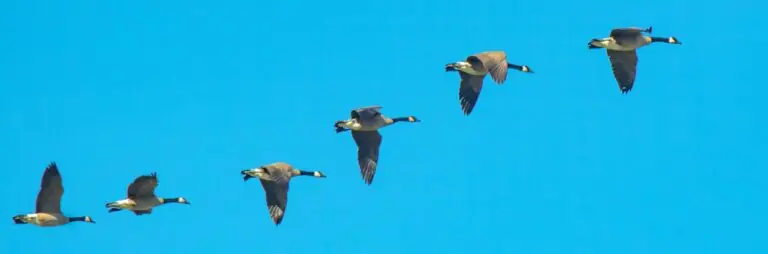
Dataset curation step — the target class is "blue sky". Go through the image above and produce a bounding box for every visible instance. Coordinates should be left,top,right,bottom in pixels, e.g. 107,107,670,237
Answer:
1,0,765,253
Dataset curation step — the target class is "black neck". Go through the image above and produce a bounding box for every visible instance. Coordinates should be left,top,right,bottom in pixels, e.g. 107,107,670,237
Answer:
651,37,668,43
391,117,410,122
298,170,315,176
506,63,524,71
163,197,181,204
69,216,88,222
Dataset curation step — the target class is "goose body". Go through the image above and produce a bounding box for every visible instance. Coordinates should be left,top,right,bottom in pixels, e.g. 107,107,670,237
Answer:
12,162,95,227
334,106,420,185
450,61,488,76
335,109,394,132
445,51,533,115
241,162,326,225
588,26,682,93
105,172,190,216
108,197,164,211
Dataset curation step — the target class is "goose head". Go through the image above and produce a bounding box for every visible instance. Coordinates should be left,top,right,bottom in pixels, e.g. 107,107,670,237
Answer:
667,36,682,45
521,65,534,73
296,169,327,178
406,116,421,122
70,216,95,224
162,197,190,205
650,36,682,45
393,116,421,123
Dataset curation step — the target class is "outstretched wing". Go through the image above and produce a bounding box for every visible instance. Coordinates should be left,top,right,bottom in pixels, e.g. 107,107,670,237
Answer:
127,173,158,199
469,51,508,84
36,162,64,214
458,71,485,116
606,50,639,93
351,130,382,185
259,179,289,225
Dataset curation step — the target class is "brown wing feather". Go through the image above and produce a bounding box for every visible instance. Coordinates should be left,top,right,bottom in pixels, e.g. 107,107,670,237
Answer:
132,209,152,216
610,28,644,38
351,130,382,185
127,173,158,199
610,28,646,47
352,106,383,120
36,162,64,213
471,51,508,84
259,180,289,225
265,162,293,174
606,50,639,93
458,71,485,116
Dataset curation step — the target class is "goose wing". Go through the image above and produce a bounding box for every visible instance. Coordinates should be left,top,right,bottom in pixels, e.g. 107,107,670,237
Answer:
351,106,383,120
351,130,382,185
469,51,508,84
36,162,64,214
127,173,158,199
259,178,289,225
458,71,485,116
606,50,639,93
610,28,645,47
264,162,294,173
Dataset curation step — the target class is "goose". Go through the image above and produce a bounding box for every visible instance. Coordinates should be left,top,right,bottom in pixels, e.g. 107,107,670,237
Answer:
241,162,326,225
588,26,682,93
12,162,95,226
445,51,533,115
334,106,420,185
105,172,190,215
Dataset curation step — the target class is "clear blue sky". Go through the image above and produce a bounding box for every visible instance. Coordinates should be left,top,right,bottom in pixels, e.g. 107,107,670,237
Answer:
1,0,765,253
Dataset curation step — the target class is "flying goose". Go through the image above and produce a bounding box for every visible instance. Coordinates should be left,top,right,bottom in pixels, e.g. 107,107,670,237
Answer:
588,26,682,93
445,51,534,115
105,172,190,216
334,106,420,185
12,162,95,226
241,162,326,225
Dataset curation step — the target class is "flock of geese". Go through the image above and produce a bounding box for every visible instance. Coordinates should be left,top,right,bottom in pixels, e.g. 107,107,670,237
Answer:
11,26,681,227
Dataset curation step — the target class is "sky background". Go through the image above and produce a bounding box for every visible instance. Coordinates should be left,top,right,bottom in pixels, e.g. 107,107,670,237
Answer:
1,0,765,254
